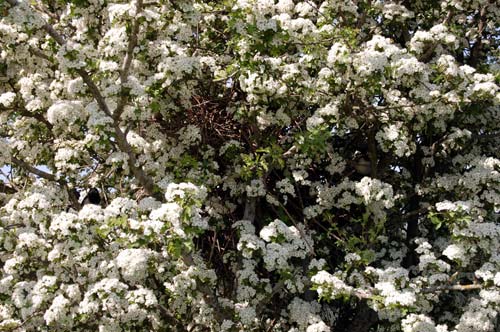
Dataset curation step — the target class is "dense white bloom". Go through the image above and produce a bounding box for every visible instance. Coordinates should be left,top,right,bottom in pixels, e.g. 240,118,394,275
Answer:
306,322,330,332
355,177,394,209
47,101,86,126
150,202,182,222
0,92,16,107
1,0,498,331
402,314,437,332
44,294,70,325
116,249,153,284
276,0,294,13
235,302,257,325
311,271,353,298
442,244,465,261
375,282,416,306
327,43,350,65
164,182,207,202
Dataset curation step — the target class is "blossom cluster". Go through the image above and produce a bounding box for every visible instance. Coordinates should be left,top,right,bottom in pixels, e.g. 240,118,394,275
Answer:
1,0,499,331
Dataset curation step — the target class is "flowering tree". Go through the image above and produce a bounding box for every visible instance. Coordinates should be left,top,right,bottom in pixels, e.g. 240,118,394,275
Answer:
0,0,499,331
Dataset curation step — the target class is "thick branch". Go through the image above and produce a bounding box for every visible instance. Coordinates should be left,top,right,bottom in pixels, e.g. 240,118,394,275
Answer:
115,0,144,119
11,157,81,209
11,157,57,181
422,283,485,293
468,4,489,67
368,127,378,178
243,196,257,222
75,69,113,117
402,146,424,271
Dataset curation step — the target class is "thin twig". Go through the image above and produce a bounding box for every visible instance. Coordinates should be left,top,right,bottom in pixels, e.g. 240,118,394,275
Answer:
269,194,315,256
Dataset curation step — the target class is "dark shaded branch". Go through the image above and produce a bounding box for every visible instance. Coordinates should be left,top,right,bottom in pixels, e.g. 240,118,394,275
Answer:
345,301,378,332
368,127,378,178
243,196,256,222
0,182,17,194
402,146,424,271
468,3,489,67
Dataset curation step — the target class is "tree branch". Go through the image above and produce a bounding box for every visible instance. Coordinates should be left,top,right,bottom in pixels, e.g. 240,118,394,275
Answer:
468,3,489,67
11,157,57,181
10,157,81,209
368,127,378,178
422,283,485,293
114,0,144,120
243,196,257,222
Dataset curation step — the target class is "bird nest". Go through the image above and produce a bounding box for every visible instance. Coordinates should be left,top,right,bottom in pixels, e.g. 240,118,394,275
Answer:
153,94,244,148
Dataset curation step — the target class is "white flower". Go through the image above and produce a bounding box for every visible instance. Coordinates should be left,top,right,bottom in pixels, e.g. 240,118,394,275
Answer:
401,314,437,332
235,302,257,325
442,244,465,261
494,273,500,286
306,321,330,332
246,179,266,197
327,43,349,65
311,271,353,298
47,101,86,125
384,124,399,141
220,320,234,331
0,92,16,107
435,201,456,211
375,282,416,306
116,249,153,284
126,131,150,152
165,182,207,202
44,294,70,325
344,253,361,263
150,202,182,222
276,0,294,13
